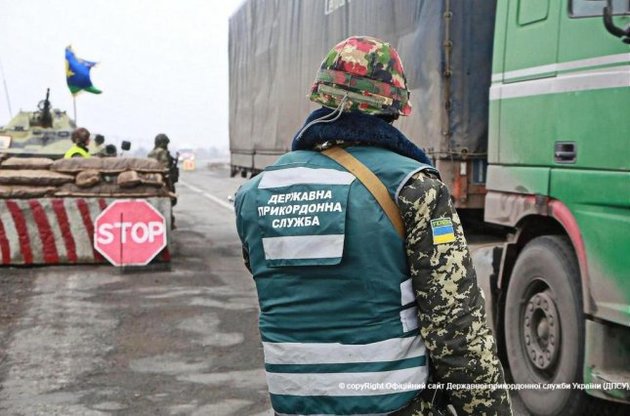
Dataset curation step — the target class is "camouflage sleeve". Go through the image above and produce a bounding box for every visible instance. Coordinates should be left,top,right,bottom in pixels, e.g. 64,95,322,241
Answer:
397,172,512,416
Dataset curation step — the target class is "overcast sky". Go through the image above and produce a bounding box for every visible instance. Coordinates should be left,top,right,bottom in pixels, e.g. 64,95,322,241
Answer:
0,0,244,151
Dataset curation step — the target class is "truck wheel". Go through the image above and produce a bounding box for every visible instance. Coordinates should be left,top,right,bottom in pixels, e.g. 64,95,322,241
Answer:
504,235,585,416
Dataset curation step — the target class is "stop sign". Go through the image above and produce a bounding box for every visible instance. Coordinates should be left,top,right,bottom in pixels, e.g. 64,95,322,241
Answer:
94,200,167,266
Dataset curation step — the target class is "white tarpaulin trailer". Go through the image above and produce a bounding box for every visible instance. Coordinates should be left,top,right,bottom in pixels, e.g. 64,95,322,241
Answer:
229,0,496,208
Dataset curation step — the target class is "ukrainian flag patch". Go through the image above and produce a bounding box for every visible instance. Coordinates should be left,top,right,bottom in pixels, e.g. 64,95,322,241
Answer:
431,218,456,245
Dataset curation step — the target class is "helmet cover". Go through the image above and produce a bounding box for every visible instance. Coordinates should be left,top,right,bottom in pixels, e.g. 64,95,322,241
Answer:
155,133,170,147
309,36,411,116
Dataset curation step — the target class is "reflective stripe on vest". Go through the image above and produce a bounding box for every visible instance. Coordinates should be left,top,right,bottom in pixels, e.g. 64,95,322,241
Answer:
259,166,355,188
263,335,425,365
266,364,427,396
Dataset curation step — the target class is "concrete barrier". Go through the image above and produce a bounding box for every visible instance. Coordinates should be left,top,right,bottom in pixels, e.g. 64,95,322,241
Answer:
0,197,172,266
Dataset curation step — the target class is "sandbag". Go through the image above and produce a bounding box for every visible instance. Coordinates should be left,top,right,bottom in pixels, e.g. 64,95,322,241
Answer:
117,170,141,188
1,157,54,170
50,157,103,173
51,157,167,174
76,169,101,188
106,158,167,173
139,173,164,187
0,185,57,198
55,183,170,197
0,169,75,186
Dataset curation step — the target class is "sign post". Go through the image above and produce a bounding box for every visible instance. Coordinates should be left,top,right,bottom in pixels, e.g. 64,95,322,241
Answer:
94,200,167,266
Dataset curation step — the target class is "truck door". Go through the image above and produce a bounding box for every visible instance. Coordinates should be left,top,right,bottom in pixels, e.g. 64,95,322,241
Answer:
555,0,629,171
498,0,561,167
550,0,630,326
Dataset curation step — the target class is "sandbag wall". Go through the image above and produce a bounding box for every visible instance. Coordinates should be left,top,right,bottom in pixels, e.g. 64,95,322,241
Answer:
0,156,173,266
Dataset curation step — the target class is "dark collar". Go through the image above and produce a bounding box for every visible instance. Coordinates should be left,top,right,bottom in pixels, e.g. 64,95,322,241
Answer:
291,107,433,166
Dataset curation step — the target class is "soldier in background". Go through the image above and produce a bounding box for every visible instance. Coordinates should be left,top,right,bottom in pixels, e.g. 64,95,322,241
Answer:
89,134,106,157
148,134,171,167
103,144,118,157
64,127,91,158
148,133,178,192
234,36,512,415
148,133,179,229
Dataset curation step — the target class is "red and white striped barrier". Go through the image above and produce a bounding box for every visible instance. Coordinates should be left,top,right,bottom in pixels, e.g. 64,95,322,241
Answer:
0,197,172,266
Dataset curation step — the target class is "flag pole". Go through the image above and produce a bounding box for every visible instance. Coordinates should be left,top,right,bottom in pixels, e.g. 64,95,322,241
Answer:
73,95,77,124
0,56,12,117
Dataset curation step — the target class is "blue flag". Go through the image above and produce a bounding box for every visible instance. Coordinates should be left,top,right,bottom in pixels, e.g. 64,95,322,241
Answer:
65,46,101,95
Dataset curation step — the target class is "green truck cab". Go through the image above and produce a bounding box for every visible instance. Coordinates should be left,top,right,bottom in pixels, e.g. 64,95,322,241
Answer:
481,0,630,413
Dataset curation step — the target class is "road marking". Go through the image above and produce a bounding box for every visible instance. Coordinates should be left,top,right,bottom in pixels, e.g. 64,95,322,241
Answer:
179,180,235,211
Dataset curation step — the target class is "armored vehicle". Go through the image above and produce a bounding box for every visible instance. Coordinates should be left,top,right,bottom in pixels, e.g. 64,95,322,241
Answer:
0,89,76,159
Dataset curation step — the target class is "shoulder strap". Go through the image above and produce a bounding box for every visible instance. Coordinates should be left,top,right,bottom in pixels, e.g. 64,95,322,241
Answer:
322,146,405,239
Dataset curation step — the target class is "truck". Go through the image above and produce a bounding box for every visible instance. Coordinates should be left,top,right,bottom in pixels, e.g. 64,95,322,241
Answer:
229,1,630,415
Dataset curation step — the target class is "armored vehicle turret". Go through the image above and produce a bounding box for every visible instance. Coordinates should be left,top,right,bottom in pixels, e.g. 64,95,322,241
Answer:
0,89,76,159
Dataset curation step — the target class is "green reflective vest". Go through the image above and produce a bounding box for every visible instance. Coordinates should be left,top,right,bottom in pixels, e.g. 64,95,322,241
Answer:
235,146,437,415
64,144,90,159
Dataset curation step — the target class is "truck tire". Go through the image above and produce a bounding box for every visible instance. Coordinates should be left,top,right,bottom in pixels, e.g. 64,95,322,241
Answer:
504,235,586,416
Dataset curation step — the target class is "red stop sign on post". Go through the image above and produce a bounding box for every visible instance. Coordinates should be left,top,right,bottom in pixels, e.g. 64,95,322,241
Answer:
94,200,167,266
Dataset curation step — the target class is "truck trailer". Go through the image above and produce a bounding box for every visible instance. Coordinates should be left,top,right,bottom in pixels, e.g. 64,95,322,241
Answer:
229,1,630,414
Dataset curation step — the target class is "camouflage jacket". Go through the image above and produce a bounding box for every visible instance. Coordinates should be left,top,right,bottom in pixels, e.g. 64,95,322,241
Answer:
393,171,512,416
147,146,171,168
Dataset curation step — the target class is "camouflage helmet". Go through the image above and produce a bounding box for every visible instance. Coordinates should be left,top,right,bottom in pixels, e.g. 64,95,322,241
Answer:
155,133,170,147
72,127,91,146
309,36,411,117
